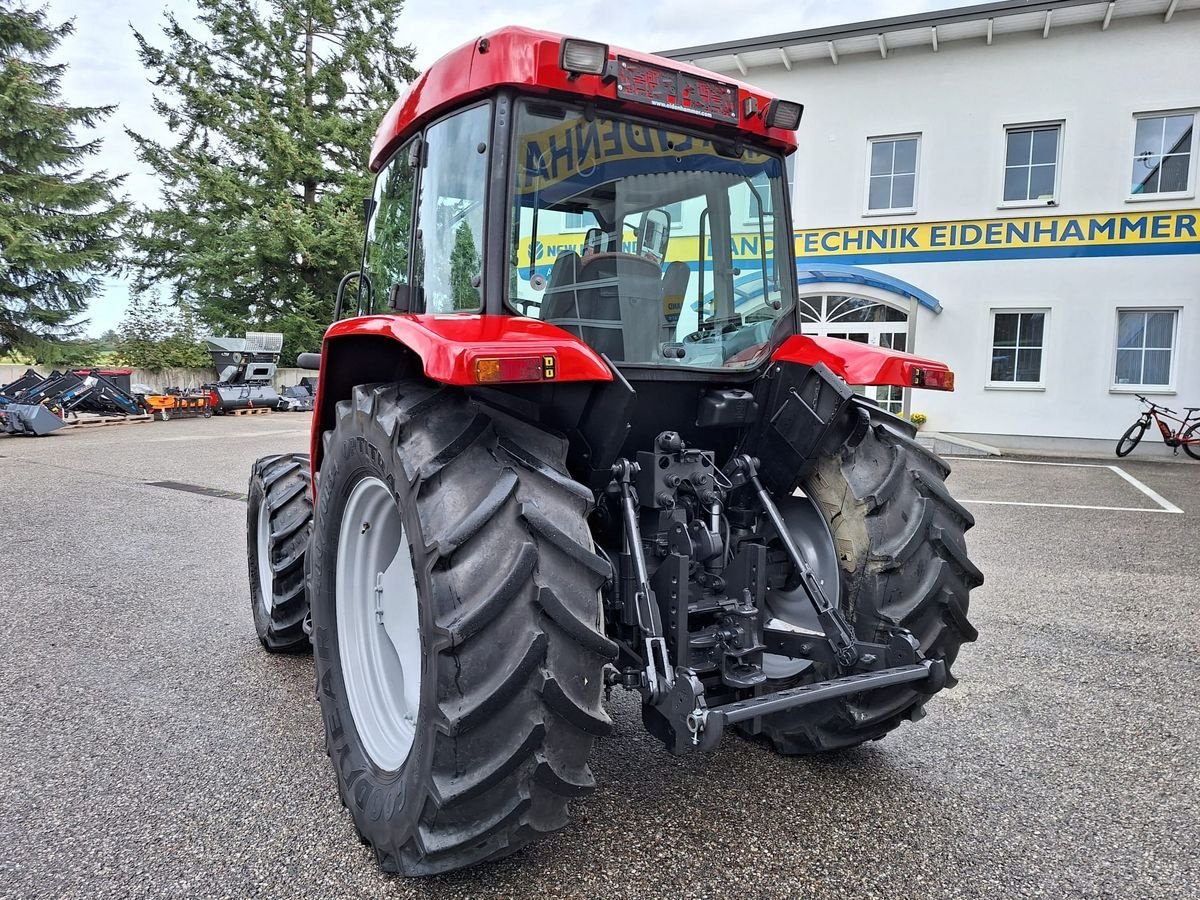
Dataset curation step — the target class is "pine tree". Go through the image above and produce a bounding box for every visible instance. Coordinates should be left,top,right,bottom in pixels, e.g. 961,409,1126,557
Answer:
449,221,482,310
126,0,417,362
0,4,128,356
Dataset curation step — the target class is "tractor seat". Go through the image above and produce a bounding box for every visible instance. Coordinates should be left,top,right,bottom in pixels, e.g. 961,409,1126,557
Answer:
543,251,665,361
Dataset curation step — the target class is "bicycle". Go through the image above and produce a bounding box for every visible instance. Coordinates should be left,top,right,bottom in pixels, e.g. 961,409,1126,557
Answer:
1115,394,1200,459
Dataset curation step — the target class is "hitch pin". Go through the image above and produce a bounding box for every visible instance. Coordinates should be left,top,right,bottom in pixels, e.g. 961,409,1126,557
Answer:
686,709,707,746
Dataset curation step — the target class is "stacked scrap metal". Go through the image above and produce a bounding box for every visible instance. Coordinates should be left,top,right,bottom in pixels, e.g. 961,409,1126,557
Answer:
204,332,282,412
0,368,149,436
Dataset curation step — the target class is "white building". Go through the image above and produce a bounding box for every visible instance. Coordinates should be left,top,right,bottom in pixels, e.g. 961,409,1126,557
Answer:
661,0,1200,451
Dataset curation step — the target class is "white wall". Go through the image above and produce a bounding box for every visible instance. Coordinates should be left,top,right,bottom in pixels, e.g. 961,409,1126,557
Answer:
720,12,1200,439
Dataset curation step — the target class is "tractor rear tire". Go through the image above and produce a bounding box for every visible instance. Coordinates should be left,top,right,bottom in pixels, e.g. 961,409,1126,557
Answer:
309,382,612,875
247,453,313,652
752,402,982,754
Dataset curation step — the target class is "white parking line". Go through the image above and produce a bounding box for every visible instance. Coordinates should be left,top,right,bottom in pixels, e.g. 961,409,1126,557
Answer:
1108,465,1184,514
943,456,1184,515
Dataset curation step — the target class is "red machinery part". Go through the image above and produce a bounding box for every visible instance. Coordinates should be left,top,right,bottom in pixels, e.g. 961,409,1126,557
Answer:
369,26,800,172
309,314,614,487
322,314,613,386
773,334,956,391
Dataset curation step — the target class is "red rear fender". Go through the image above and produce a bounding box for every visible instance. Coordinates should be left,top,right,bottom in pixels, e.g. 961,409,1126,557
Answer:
773,335,955,391
323,314,613,385
310,314,613,477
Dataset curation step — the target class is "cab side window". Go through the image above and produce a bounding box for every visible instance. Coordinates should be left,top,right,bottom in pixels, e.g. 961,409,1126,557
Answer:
364,139,417,308
413,104,491,312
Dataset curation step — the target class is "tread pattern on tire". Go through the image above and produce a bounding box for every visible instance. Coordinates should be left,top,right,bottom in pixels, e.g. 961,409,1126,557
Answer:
248,453,312,652
316,382,611,876
754,402,982,754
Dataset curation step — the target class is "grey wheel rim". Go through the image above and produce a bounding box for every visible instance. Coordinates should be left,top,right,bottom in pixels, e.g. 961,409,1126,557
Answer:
335,476,422,772
256,500,273,616
761,492,842,680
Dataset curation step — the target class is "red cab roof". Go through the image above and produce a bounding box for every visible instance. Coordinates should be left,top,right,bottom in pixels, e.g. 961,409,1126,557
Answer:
370,26,800,171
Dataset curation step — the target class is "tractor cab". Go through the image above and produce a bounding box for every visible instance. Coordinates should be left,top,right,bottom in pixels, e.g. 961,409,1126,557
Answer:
350,29,804,376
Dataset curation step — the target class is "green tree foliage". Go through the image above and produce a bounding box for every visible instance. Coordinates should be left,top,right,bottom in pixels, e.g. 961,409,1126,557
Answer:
363,158,414,306
116,290,209,368
126,0,418,362
449,222,481,310
0,4,128,357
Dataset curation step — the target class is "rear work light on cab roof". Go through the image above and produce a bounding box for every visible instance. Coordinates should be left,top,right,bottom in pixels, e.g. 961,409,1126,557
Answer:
560,38,609,76
763,99,804,130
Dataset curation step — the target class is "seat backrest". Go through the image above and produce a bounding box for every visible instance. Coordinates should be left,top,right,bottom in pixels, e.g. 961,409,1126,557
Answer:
574,253,663,361
541,251,581,322
541,249,623,359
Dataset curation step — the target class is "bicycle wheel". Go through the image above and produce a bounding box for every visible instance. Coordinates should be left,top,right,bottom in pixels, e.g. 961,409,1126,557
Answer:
1182,422,1200,460
1116,421,1146,457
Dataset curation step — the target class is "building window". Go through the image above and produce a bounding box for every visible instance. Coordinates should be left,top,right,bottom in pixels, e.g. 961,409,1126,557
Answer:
746,173,773,220
1131,112,1195,197
989,310,1046,386
564,211,592,230
1114,309,1177,388
866,135,919,213
1003,124,1061,204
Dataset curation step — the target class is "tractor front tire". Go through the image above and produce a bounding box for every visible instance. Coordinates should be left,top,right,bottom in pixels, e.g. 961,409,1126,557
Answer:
247,453,313,652
755,402,982,754
309,382,613,875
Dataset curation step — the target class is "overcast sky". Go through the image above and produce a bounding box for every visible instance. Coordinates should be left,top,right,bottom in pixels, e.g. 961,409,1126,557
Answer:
50,0,964,335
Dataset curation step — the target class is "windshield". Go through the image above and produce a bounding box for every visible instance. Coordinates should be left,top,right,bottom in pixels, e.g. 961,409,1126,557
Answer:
507,100,795,370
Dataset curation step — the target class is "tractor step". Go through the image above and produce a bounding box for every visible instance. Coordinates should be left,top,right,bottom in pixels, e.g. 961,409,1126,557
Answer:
231,407,272,416
686,661,944,751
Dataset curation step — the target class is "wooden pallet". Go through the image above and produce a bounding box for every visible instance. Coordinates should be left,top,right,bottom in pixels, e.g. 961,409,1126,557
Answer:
62,413,155,429
231,407,272,417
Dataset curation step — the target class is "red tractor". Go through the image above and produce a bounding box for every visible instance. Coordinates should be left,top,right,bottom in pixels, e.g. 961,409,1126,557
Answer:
247,28,981,876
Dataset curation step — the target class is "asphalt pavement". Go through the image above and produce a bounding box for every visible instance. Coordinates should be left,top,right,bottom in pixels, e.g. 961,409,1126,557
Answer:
1,415,1197,899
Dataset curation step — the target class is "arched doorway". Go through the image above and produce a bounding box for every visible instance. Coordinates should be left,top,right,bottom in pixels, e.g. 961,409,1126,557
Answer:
799,292,910,414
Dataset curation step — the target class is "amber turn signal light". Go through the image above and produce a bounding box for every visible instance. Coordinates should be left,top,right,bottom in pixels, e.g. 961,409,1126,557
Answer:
473,355,557,384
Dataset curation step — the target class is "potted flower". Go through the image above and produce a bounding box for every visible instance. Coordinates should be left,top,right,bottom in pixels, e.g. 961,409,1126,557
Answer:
909,412,927,430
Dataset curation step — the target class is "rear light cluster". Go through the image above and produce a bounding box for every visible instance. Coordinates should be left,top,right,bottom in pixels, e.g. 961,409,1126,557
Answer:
911,366,955,391
473,355,558,384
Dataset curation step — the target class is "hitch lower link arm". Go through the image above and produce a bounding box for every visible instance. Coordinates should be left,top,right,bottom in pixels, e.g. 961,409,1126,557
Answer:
611,459,674,701
731,455,860,668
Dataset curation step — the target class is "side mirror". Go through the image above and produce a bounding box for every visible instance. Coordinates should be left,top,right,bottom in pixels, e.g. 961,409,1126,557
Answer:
388,283,413,313
637,208,671,264
296,352,321,370
582,226,605,257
